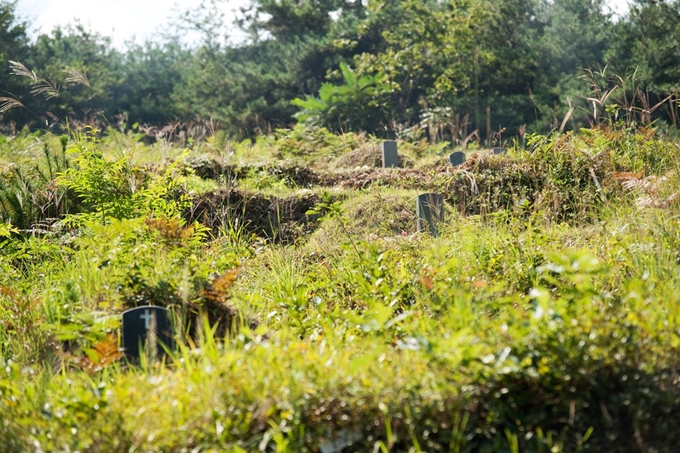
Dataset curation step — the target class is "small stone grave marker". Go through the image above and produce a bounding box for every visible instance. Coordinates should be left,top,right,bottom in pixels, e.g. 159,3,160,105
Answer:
416,193,445,236
493,147,506,155
449,151,466,166
382,140,399,168
122,305,174,362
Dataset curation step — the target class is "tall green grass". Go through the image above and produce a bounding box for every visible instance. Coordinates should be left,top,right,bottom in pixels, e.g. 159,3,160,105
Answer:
1,125,680,451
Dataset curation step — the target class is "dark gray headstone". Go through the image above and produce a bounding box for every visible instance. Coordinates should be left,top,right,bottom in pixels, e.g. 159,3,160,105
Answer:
416,193,445,236
493,147,506,155
382,141,399,168
122,306,174,362
449,151,466,166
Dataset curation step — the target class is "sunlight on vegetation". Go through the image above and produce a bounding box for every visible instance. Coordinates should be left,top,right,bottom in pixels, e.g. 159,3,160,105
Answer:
2,0,680,451
2,119,680,451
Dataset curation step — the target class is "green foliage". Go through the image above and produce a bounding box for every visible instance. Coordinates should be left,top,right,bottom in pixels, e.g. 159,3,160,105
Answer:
25,24,122,124
0,220,16,238
61,216,222,309
170,0,370,138
171,40,300,138
2,0,680,139
353,0,482,128
272,123,366,159
0,135,71,230
619,0,680,92
113,40,186,125
3,0,680,449
292,62,391,131
241,0,362,42
58,128,191,225
0,127,679,451
0,0,30,124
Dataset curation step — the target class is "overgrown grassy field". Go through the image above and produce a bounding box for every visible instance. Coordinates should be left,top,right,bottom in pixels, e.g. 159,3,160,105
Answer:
1,124,680,452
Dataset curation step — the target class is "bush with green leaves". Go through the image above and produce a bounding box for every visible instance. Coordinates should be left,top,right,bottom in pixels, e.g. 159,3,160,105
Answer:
57,128,191,225
292,62,393,133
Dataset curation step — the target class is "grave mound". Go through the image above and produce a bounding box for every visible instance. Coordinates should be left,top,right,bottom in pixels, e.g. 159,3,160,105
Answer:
333,144,414,169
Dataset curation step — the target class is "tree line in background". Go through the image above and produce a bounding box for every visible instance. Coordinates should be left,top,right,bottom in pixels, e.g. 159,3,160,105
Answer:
0,0,679,143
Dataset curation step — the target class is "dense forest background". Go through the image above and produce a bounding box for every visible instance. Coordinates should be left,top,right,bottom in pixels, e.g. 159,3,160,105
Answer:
1,0,679,143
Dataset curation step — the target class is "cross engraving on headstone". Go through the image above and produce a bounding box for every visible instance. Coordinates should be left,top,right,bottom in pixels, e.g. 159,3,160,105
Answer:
416,193,445,236
122,305,174,363
139,309,152,329
449,151,466,166
382,141,399,168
